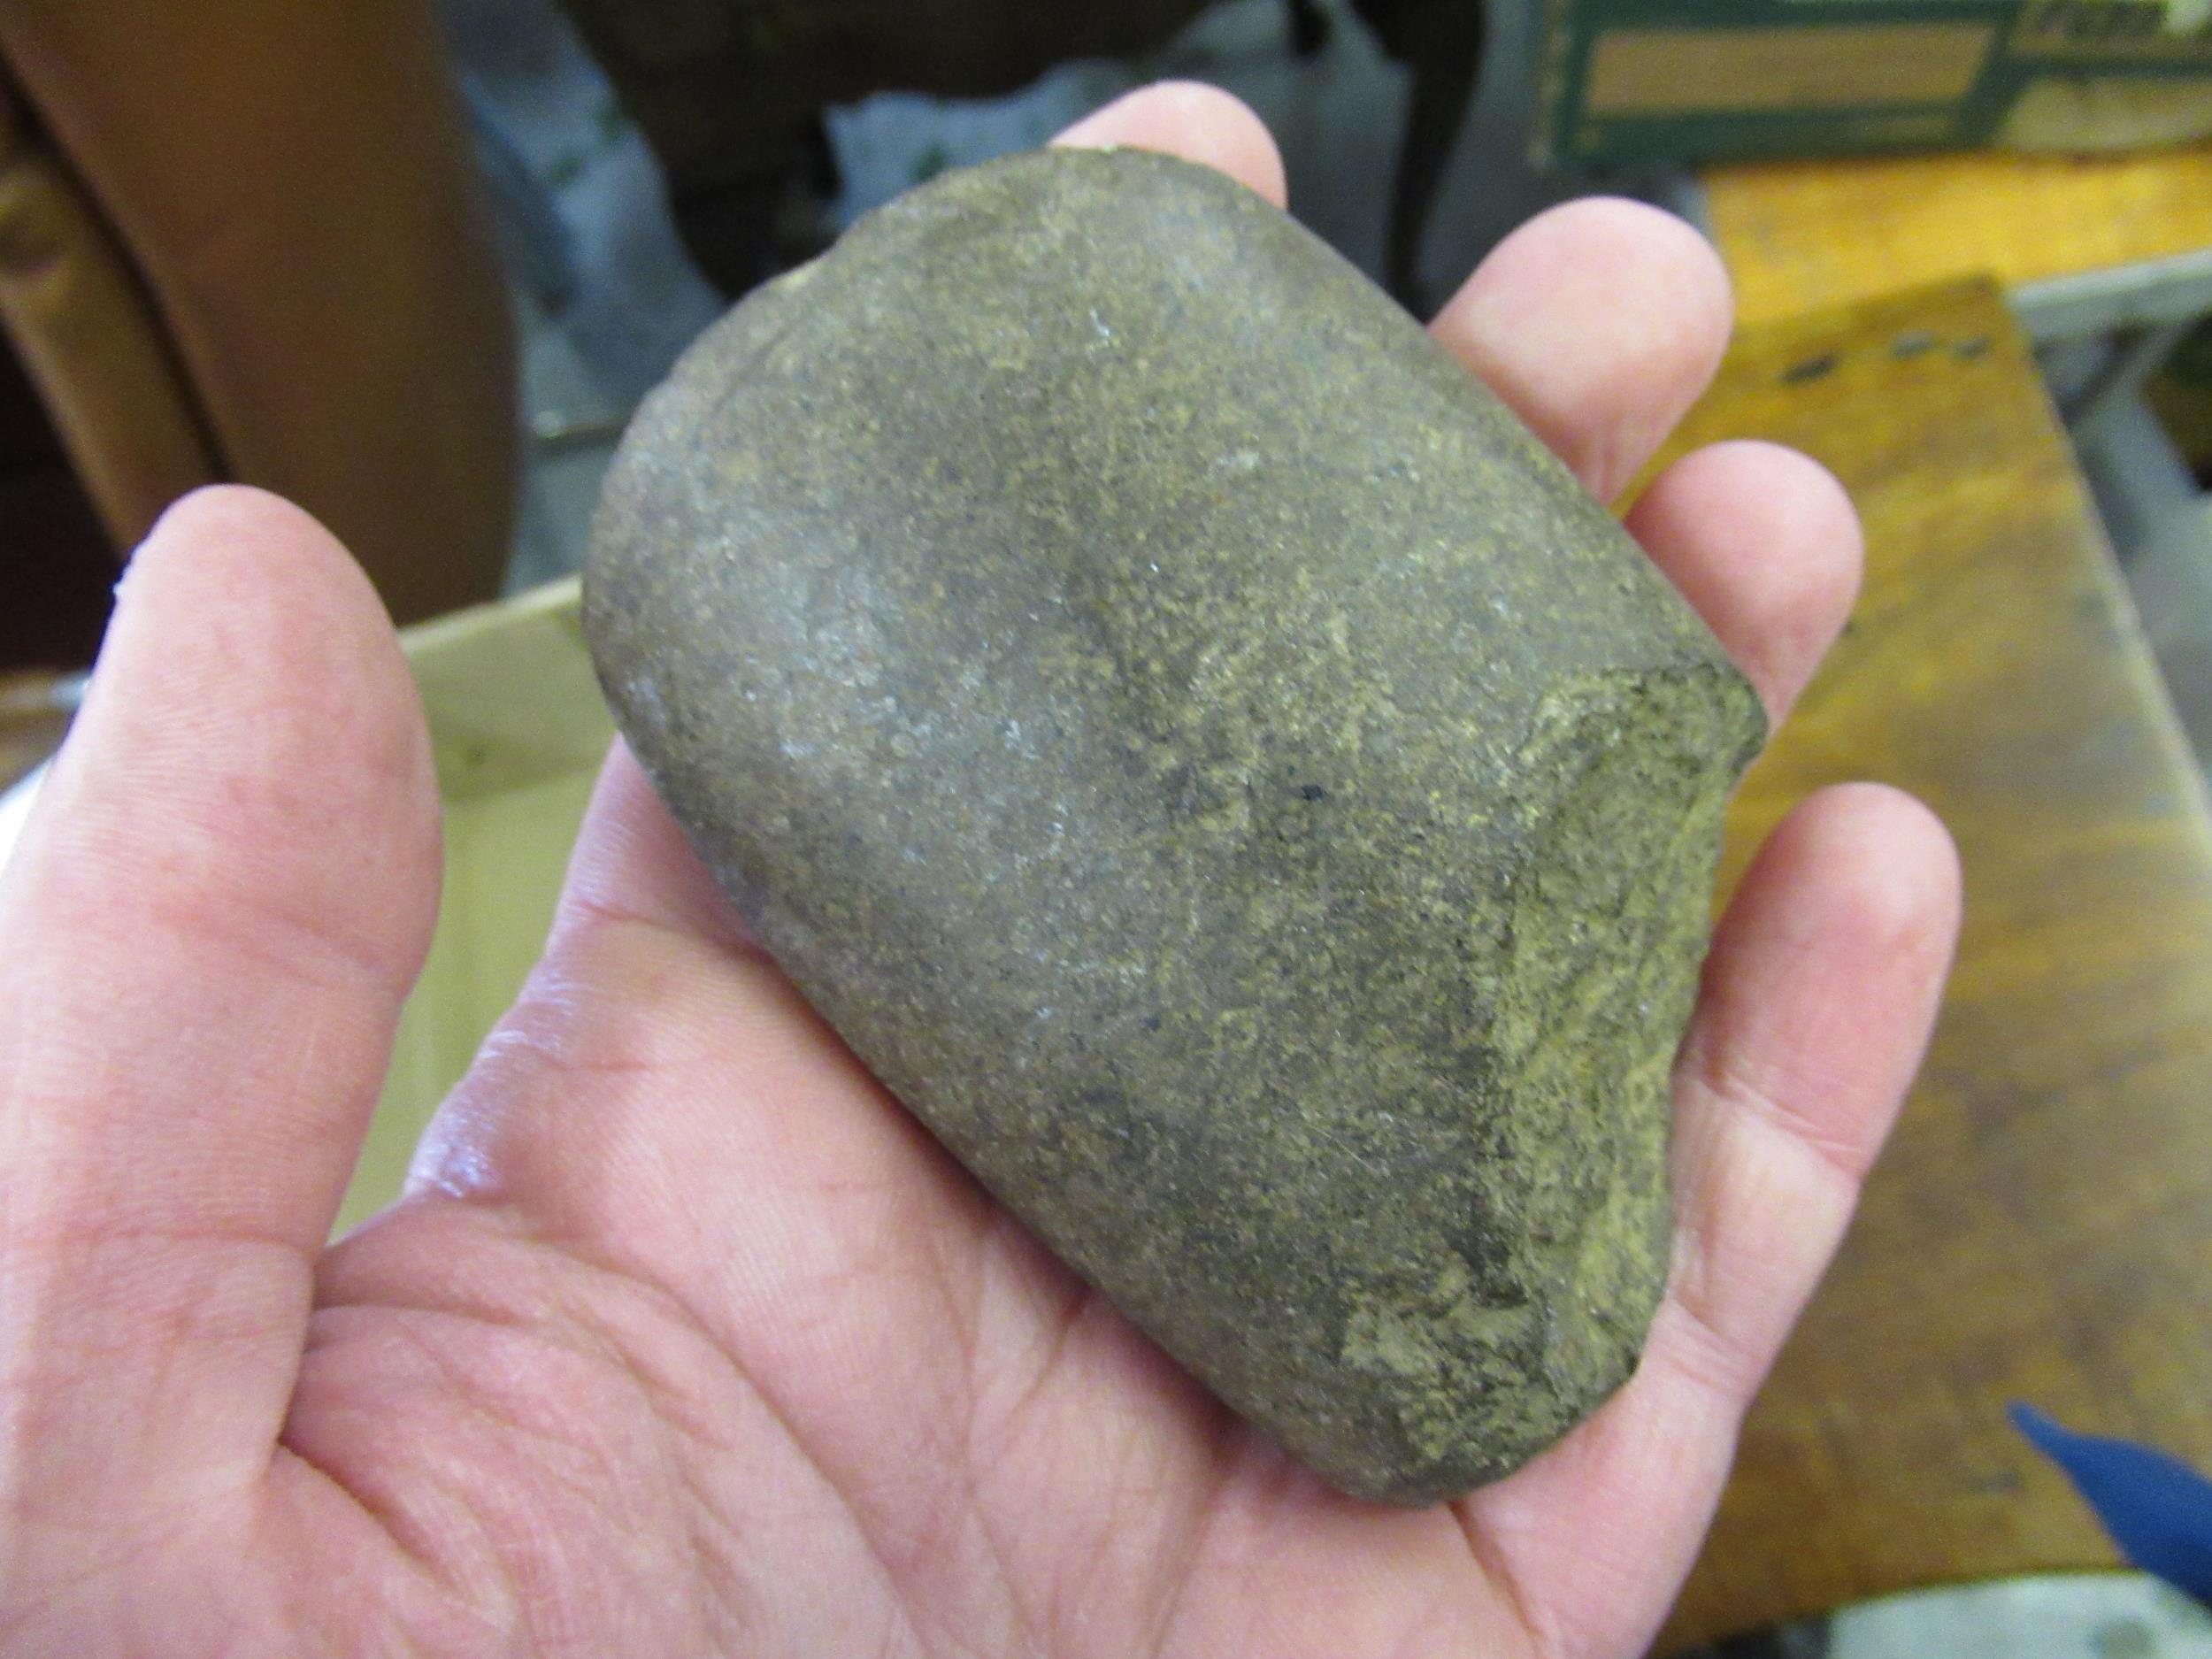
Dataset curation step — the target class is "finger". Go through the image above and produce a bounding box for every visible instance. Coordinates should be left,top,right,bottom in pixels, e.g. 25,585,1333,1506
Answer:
549,740,750,947
1667,785,1958,1390
1457,785,1959,1658
0,487,439,1511
1625,440,1863,727
1053,80,1287,209
1430,198,1732,502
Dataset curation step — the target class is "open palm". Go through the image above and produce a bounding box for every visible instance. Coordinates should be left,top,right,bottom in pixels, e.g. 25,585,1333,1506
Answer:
0,86,1957,1658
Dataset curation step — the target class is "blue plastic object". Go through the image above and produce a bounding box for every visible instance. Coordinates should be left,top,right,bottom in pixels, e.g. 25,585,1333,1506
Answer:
2011,1402,2212,1605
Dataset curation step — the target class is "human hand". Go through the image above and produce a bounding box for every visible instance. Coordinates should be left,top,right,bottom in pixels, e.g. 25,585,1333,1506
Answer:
0,84,1958,1657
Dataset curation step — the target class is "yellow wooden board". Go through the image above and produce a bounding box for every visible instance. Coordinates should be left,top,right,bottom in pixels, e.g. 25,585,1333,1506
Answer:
1649,280,2212,1647
1706,143,2212,326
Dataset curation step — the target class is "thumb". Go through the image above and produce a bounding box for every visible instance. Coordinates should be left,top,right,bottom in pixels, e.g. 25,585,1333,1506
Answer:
0,487,440,1525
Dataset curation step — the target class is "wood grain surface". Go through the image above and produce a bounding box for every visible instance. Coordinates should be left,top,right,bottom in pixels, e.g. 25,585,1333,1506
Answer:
1704,146,2212,326
1653,279,2212,1647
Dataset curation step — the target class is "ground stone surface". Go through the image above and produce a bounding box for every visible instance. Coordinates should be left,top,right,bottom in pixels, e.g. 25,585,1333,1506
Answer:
585,147,1764,1503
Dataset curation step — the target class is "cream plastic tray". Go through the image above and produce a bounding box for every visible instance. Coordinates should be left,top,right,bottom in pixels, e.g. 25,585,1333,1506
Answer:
344,576,611,1230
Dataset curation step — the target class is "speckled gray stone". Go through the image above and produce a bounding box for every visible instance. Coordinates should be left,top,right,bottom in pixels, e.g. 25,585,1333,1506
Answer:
584,147,1764,1504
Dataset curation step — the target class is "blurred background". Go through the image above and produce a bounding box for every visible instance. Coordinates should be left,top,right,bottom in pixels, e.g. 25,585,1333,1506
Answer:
2,1,2211,1653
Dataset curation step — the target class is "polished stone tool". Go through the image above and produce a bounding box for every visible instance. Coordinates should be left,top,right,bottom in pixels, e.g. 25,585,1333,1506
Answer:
585,146,1763,1503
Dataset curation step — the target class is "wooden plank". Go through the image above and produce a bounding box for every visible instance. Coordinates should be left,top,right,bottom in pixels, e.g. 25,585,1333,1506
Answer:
1652,280,2212,1646
1705,146,2212,326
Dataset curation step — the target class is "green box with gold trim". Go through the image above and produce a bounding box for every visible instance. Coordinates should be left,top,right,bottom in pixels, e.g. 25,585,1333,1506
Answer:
1537,0,2212,165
